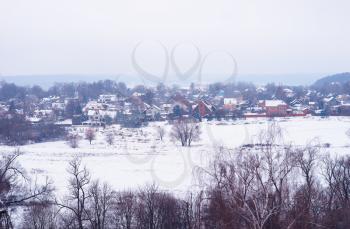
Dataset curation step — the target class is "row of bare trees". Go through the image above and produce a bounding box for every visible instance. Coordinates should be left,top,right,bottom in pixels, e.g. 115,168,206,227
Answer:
195,123,350,229
14,150,350,229
67,119,201,149
1,149,350,228
67,128,116,148
20,157,203,229
203,151,350,229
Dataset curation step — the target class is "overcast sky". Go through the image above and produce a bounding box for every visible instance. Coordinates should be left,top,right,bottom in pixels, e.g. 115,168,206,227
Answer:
0,0,349,80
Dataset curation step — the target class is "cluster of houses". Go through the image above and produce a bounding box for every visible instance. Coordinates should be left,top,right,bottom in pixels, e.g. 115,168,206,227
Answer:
2,84,350,128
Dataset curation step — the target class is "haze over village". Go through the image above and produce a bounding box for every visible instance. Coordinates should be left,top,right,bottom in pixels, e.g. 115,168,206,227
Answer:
1,0,350,228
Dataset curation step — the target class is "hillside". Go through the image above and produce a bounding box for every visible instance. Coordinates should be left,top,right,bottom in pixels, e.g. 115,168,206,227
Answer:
313,72,350,88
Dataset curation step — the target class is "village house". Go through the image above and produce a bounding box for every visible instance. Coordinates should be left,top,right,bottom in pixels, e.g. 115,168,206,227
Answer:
98,94,118,103
192,100,215,119
83,110,105,126
160,104,172,116
322,97,339,115
29,109,56,122
283,88,295,98
308,102,318,111
223,98,239,111
54,119,73,128
144,104,161,121
169,94,192,118
336,94,350,104
223,98,237,111
259,100,288,117
80,100,118,126
334,104,350,116
83,101,107,112
52,102,65,110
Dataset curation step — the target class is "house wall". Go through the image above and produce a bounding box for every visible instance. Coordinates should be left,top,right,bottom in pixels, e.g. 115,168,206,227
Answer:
337,105,350,115
266,105,288,117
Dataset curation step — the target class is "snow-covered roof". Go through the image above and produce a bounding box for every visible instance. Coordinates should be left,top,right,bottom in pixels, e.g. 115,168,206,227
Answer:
27,117,41,123
224,98,238,105
151,104,161,110
256,87,266,92
55,119,72,125
244,112,266,116
100,110,117,117
323,97,334,103
88,110,99,116
132,92,145,97
283,88,294,93
264,100,287,107
84,101,106,111
34,109,53,116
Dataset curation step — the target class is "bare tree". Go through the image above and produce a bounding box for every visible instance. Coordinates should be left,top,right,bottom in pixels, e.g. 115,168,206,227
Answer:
85,128,96,145
170,119,201,147
136,184,159,229
156,126,165,141
136,184,186,229
197,123,299,229
199,148,262,229
322,155,350,207
56,157,91,229
67,132,80,148
85,180,115,229
105,131,115,145
296,144,319,202
21,202,58,229
113,191,136,229
321,155,350,227
0,150,53,228
321,154,337,212
284,143,321,229
182,192,204,229
255,122,299,228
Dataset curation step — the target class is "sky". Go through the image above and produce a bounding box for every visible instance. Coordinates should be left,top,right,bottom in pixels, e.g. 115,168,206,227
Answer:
0,0,349,84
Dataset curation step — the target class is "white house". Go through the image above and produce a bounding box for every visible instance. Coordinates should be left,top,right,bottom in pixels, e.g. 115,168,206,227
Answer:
83,101,106,113
145,104,161,120
83,110,105,126
98,94,118,103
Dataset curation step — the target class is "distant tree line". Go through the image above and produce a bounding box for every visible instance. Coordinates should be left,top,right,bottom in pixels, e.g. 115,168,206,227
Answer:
0,79,342,109
0,80,129,103
0,111,66,145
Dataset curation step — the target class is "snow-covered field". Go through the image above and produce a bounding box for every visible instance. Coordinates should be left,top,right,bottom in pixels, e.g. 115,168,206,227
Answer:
1,116,350,195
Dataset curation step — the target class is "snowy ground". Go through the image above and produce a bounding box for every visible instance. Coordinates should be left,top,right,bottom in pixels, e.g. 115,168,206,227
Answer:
1,116,350,196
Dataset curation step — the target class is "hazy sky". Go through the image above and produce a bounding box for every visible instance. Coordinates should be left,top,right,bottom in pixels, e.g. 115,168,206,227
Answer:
0,0,349,80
